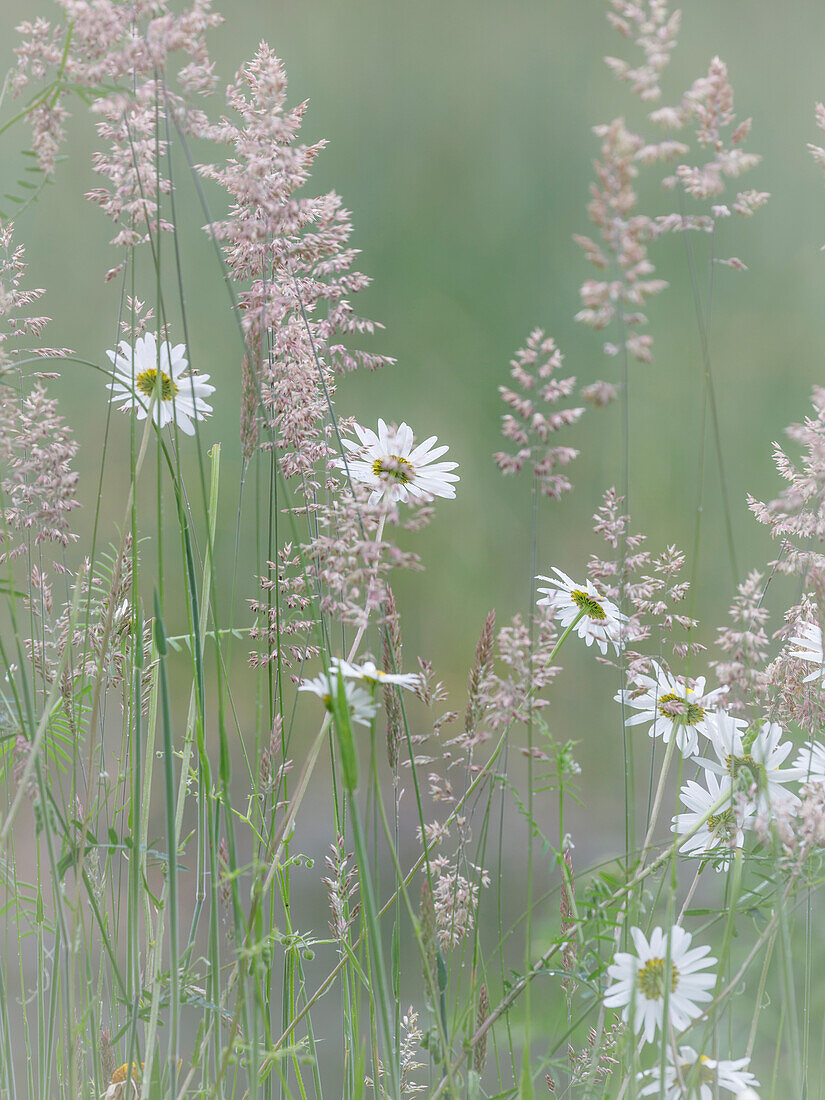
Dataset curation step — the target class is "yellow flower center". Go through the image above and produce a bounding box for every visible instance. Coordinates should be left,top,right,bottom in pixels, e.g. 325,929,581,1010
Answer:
636,957,679,1000
657,692,705,727
726,752,765,788
679,1055,716,1086
707,807,736,841
136,368,177,402
570,589,606,620
696,1055,716,1084
372,454,415,483
110,1062,141,1084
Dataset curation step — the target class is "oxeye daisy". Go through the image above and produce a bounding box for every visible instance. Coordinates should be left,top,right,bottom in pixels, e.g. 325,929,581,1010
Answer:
637,1045,759,1099
106,332,215,436
698,713,800,813
336,418,459,504
331,656,421,692
672,771,753,870
536,568,627,655
792,739,825,782
102,1063,142,1100
789,620,825,683
298,672,378,727
616,663,727,757
603,925,716,1045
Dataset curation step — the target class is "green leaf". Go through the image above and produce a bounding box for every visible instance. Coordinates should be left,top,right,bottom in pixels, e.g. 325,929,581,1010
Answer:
330,668,358,790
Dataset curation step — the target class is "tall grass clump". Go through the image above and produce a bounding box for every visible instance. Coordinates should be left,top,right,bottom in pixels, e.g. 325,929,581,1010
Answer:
0,1,824,1097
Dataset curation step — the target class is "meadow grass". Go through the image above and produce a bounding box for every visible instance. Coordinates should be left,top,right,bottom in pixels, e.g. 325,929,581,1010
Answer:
0,3,824,1099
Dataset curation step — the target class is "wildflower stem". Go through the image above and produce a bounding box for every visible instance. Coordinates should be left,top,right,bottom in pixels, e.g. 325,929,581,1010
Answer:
153,593,180,1088
746,925,778,1059
676,865,703,926
549,609,586,661
348,798,401,1098
679,196,739,584
639,736,677,865
524,469,540,1090
346,512,386,663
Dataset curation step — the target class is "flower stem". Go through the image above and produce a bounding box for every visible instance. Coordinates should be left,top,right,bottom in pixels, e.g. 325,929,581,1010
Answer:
346,511,387,662
549,609,586,661
639,736,677,866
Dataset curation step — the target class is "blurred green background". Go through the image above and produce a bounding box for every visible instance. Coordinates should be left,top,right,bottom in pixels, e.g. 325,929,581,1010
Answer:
1,0,824,1082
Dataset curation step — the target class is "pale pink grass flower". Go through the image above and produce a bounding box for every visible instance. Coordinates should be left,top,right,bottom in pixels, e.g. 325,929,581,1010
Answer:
477,607,561,731
712,570,771,713
0,383,80,556
605,1,681,104
494,329,584,499
199,44,392,482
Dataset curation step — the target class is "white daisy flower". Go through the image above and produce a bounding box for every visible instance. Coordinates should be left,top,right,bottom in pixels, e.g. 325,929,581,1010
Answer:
792,739,825,783
298,672,378,727
638,1045,759,1099
331,657,421,692
603,924,716,1045
536,568,627,656
106,332,215,436
698,713,800,813
789,620,825,683
672,770,753,870
616,663,727,757
336,418,459,504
